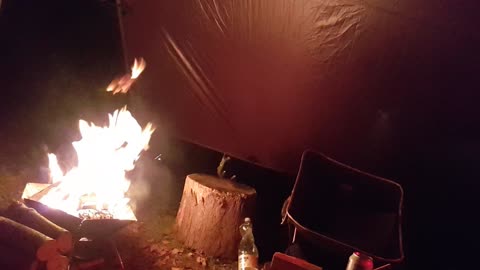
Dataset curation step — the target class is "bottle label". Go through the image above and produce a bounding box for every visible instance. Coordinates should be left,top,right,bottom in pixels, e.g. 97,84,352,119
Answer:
238,254,258,270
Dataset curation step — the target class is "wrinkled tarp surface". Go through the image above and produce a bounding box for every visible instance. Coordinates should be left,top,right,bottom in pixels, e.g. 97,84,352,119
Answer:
121,0,480,173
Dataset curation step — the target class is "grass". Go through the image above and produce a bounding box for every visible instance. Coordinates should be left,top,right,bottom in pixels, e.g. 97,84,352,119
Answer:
0,174,26,209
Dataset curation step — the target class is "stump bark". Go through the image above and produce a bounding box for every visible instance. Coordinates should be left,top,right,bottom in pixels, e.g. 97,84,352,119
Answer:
175,174,256,259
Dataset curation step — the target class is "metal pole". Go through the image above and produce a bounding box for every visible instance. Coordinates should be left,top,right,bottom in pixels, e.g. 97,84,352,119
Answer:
116,0,129,73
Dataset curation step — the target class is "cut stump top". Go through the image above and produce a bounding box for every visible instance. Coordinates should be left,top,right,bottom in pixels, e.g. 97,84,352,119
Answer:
188,174,256,196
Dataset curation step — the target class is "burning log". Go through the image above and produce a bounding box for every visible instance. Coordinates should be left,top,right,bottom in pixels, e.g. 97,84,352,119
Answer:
23,198,82,233
175,174,256,259
4,201,74,255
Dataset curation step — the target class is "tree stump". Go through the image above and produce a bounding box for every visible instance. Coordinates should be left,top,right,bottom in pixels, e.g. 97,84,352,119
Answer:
175,174,256,259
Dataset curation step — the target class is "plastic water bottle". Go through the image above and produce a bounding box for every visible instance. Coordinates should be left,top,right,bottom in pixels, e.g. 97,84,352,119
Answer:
238,217,259,270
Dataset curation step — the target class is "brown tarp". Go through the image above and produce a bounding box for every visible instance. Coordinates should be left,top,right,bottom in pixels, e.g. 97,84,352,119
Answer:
121,0,480,172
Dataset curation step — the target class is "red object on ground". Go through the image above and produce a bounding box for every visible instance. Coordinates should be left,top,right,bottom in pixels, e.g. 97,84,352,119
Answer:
270,252,322,270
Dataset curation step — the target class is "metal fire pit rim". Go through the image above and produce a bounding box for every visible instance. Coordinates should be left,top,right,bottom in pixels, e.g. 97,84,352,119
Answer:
23,198,135,239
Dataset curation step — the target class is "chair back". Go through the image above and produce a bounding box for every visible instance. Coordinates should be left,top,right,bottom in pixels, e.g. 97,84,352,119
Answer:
285,150,404,264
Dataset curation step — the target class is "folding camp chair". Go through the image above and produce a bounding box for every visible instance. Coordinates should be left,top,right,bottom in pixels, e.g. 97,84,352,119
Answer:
282,150,404,270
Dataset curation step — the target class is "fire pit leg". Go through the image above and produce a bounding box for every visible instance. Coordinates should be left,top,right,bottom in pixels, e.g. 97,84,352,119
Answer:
110,239,125,270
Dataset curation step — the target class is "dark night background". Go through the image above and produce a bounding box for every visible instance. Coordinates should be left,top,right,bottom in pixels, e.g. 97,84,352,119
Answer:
1,0,480,269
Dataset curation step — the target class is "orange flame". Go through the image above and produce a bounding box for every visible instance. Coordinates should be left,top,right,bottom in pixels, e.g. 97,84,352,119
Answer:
106,57,146,94
40,107,155,220
131,57,146,79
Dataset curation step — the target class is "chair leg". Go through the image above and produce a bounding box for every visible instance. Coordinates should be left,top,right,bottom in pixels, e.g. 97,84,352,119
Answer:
374,263,391,270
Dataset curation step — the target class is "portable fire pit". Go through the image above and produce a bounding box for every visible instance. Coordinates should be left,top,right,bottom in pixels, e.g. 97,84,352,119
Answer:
22,183,135,239
15,182,135,270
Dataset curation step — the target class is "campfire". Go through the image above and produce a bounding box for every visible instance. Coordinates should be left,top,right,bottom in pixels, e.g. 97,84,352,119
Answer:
31,106,153,221
23,58,152,222
0,58,157,270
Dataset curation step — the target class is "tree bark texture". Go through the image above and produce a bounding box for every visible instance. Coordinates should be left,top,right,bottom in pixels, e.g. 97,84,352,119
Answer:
175,174,256,259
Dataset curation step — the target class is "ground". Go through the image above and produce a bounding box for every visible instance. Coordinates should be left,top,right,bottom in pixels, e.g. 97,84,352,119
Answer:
116,220,238,270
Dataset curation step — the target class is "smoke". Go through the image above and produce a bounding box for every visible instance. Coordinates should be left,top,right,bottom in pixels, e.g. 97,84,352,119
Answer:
127,155,179,218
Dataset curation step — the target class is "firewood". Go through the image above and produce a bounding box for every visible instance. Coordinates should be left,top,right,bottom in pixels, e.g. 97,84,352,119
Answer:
29,182,61,202
0,244,37,270
36,239,58,262
5,200,69,237
22,183,51,200
4,201,74,255
56,231,73,254
46,254,69,270
175,174,256,259
23,198,82,235
0,217,52,257
0,217,72,267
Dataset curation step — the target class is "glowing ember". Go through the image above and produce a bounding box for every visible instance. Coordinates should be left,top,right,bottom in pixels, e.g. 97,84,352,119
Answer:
39,107,155,220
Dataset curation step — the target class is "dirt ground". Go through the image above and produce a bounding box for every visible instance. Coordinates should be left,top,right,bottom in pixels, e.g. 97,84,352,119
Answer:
116,220,238,270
